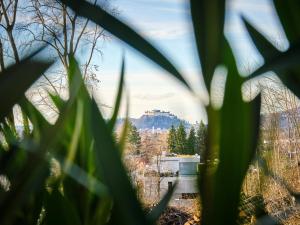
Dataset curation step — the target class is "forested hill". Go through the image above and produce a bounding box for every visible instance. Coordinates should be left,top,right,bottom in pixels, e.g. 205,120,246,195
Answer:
117,110,191,130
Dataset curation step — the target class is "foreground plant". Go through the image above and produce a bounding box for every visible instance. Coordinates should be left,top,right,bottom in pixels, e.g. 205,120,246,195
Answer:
0,0,300,225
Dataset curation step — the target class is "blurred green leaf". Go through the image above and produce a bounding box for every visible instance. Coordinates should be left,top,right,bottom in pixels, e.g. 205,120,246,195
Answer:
206,41,261,225
0,121,18,146
64,99,84,172
147,181,177,223
250,42,300,77
48,92,65,112
243,18,280,59
60,0,191,91
0,151,49,225
108,57,125,131
19,98,51,139
199,105,220,225
273,0,300,44
118,96,130,154
57,155,109,197
91,99,150,225
0,57,85,224
0,48,53,122
44,189,81,225
243,18,300,99
190,0,225,90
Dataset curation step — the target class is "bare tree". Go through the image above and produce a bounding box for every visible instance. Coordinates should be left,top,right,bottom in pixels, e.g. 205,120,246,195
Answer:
241,75,300,223
0,0,116,124
0,0,20,63
22,0,115,88
26,0,116,121
0,0,23,128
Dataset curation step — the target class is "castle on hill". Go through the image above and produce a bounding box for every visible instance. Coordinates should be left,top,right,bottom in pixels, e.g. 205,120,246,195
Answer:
144,109,175,118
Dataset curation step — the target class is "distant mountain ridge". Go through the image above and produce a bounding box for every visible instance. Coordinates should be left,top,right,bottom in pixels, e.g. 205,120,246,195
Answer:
117,109,191,130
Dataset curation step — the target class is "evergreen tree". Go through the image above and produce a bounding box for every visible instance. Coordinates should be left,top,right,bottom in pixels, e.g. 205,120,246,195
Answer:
187,126,196,155
175,122,187,154
167,125,177,153
196,121,207,157
128,122,141,154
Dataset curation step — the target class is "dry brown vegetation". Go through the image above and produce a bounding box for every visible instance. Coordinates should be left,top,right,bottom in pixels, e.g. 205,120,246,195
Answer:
240,77,300,225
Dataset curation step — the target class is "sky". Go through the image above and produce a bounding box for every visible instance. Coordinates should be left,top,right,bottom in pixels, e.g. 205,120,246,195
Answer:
92,0,288,124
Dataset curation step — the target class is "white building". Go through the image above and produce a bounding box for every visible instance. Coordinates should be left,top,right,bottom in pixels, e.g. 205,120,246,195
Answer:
143,155,201,200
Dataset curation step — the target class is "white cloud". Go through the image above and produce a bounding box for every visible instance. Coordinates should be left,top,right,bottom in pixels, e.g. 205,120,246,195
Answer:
133,92,175,101
134,21,191,40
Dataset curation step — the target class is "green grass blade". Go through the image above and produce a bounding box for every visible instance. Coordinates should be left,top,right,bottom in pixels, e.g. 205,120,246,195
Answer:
64,99,84,172
48,92,65,112
108,57,125,131
189,0,225,90
91,99,150,225
60,0,191,91
118,95,130,154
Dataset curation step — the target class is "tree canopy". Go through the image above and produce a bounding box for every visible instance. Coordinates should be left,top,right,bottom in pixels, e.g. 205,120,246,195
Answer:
128,122,141,154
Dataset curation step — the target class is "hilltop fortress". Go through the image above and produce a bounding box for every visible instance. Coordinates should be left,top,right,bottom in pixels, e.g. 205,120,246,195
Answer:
144,109,175,118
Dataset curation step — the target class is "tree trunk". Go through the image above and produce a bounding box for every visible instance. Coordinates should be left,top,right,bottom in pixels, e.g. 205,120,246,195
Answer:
7,29,20,63
0,40,4,71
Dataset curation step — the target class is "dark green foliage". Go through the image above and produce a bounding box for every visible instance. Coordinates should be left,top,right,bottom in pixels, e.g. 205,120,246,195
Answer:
196,121,207,157
167,125,176,153
186,126,196,155
0,46,53,122
168,124,199,155
44,188,81,225
108,58,125,132
175,122,187,154
128,122,142,154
